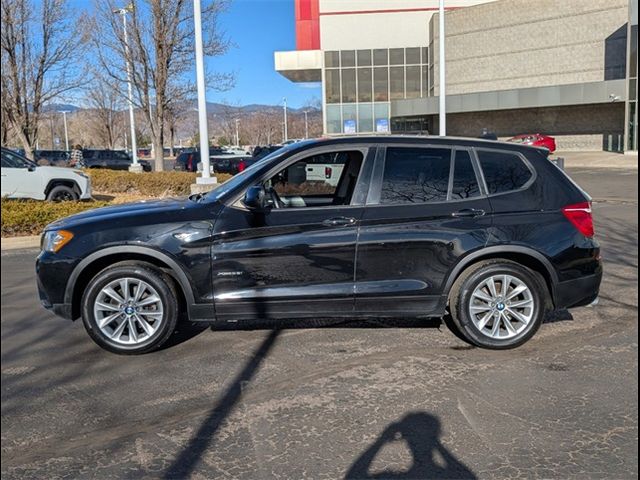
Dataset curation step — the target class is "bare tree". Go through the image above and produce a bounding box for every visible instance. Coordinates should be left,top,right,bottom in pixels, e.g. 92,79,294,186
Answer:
242,109,281,145
1,0,86,159
83,73,126,149
0,83,11,146
92,0,231,171
165,100,192,156
215,100,241,145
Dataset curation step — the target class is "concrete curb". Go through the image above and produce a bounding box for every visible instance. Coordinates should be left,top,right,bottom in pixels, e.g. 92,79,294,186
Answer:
563,159,638,169
557,151,638,169
1,235,40,251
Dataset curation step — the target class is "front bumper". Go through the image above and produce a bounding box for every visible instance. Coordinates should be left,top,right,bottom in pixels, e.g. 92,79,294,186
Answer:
36,251,79,320
554,271,603,309
39,301,74,320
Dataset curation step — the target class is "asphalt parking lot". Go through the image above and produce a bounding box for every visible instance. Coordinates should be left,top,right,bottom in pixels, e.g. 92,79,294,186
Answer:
1,167,638,479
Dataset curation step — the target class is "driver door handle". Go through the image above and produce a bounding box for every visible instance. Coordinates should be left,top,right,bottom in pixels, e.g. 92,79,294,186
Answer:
322,216,356,227
451,208,485,218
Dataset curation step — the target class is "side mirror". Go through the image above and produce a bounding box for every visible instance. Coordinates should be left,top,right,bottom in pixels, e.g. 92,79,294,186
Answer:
27,164,36,172
243,185,268,211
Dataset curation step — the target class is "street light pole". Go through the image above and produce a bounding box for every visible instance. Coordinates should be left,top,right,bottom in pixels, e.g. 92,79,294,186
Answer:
283,97,288,142
49,114,55,149
192,0,216,189
114,5,140,171
304,110,309,139
438,0,446,136
61,111,70,151
235,118,240,147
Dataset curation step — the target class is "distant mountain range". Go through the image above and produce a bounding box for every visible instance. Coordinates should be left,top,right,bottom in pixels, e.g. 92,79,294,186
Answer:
43,101,320,115
42,100,322,144
42,103,82,113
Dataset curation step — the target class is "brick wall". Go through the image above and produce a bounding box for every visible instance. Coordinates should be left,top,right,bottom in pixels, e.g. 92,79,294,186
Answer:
441,103,625,150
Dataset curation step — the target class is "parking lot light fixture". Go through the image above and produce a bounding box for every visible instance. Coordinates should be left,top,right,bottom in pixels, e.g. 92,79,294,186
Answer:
439,0,446,136
113,4,141,172
283,97,288,142
60,111,70,151
191,0,216,191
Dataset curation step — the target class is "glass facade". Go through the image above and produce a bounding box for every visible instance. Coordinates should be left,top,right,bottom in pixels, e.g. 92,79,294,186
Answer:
324,47,430,134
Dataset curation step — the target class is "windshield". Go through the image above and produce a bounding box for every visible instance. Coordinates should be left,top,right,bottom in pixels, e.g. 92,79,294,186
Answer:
205,144,299,203
2,149,36,169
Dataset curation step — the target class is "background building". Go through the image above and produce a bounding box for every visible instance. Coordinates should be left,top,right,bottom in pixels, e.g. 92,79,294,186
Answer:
626,0,638,152
276,0,638,153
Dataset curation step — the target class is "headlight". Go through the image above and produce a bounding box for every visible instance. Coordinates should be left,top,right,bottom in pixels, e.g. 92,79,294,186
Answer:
42,230,74,253
74,170,89,179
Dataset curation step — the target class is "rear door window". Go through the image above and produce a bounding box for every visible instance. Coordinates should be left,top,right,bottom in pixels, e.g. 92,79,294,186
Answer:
477,149,532,194
380,147,452,204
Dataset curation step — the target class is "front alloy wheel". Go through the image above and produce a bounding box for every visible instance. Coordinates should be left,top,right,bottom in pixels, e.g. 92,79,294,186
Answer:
82,264,178,354
94,278,164,346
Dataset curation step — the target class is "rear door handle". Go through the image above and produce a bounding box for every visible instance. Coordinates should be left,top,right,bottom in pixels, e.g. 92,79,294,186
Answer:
452,208,485,218
322,216,356,227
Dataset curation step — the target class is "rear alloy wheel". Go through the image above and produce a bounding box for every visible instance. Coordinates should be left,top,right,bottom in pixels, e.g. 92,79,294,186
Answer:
468,274,535,340
47,185,78,202
449,260,546,349
82,264,178,354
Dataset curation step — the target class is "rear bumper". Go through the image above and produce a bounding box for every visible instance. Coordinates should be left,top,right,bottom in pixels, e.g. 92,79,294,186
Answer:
554,271,603,309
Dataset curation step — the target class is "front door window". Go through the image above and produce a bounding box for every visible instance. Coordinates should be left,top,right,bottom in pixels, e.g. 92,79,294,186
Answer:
264,150,364,208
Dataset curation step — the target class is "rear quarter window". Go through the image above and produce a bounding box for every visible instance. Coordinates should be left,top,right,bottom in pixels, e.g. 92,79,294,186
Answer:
451,150,481,199
477,149,533,194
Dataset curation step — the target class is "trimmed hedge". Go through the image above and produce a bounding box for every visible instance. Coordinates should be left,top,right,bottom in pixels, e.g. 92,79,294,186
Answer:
86,169,233,196
2,199,112,237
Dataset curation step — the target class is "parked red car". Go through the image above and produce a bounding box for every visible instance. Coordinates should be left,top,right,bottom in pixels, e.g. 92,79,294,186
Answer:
507,134,556,153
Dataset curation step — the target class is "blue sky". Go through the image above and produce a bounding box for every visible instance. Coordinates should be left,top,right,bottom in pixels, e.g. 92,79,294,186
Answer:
68,0,321,108
210,0,321,107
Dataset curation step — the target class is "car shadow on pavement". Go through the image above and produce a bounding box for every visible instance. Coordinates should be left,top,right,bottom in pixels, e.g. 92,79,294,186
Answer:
158,320,210,351
345,412,477,480
543,308,574,324
167,307,573,351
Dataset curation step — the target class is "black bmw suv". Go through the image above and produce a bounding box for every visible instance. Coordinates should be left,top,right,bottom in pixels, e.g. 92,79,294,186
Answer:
36,137,602,354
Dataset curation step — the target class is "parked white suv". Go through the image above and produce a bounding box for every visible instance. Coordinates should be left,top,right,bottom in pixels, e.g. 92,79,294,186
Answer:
1,148,91,201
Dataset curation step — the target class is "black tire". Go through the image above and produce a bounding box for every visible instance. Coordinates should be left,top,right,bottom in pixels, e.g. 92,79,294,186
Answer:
449,259,548,350
81,264,178,355
46,184,78,202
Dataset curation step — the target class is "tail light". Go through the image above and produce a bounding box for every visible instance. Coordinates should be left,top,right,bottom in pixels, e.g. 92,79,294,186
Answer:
238,161,246,172
187,154,193,171
562,202,594,237
325,166,332,179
